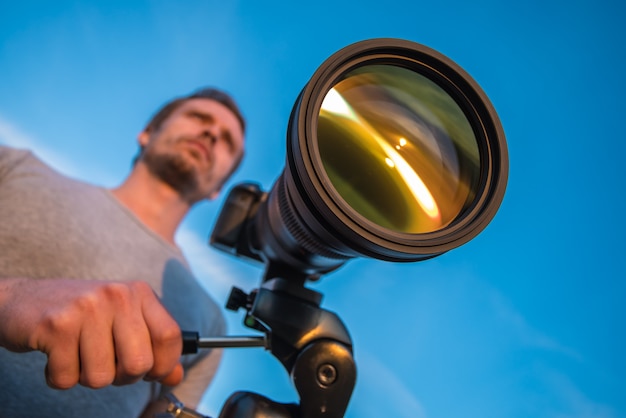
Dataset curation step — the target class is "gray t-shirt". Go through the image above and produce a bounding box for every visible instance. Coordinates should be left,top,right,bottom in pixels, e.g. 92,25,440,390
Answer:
0,146,225,417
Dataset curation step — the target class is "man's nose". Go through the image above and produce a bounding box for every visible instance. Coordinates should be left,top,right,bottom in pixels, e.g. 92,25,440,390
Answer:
200,126,218,144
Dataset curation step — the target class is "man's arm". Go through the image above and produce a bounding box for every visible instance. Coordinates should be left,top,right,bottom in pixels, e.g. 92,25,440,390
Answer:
0,277,183,389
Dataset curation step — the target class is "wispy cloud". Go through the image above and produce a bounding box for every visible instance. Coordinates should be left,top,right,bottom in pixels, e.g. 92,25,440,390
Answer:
485,284,583,361
352,350,428,418
541,366,618,418
0,113,117,185
0,113,81,177
453,274,616,418
175,227,258,303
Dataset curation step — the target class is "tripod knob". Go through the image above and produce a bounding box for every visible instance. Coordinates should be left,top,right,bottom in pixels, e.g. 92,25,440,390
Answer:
225,287,249,311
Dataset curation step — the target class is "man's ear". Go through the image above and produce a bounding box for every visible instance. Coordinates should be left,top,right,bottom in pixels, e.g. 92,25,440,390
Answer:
138,130,151,147
208,188,221,200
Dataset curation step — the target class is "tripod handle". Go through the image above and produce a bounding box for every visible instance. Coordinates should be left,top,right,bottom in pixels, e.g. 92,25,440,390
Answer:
181,331,268,354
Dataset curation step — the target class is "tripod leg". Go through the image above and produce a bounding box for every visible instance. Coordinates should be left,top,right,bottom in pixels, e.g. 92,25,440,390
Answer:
218,391,300,418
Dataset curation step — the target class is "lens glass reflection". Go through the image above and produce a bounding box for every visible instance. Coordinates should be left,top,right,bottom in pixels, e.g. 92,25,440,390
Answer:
317,64,480,234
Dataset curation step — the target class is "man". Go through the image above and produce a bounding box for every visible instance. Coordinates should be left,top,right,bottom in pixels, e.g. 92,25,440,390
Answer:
0,87,246,417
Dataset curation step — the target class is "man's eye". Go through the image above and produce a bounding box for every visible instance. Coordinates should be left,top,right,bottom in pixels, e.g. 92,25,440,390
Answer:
221,135,235,151
190,112,211,122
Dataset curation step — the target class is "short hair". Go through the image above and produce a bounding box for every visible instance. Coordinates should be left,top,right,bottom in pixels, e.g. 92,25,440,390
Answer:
145,87,246,134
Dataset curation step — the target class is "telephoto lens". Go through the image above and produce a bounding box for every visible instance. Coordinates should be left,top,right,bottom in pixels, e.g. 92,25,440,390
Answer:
212,38,508,279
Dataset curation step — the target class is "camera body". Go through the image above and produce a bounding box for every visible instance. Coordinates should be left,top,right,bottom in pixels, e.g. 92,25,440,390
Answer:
210,182,266,265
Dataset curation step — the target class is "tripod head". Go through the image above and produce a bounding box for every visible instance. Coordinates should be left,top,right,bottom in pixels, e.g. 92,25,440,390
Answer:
222,276,356,418
181,274,356,418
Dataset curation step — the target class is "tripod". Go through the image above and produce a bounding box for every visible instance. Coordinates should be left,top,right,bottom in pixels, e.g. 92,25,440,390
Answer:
183,266,356,418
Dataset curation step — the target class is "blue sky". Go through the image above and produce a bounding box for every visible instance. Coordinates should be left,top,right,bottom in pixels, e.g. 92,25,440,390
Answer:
1,1,625,417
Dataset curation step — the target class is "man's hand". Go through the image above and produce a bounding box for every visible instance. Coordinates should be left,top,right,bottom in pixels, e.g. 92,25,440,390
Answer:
0,278,183,389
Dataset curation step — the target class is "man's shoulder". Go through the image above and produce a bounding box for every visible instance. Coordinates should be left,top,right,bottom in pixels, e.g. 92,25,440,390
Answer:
0,145,34,173
0,145,73,188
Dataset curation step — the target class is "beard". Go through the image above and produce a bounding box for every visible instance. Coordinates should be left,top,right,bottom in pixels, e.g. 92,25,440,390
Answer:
142,147,202,203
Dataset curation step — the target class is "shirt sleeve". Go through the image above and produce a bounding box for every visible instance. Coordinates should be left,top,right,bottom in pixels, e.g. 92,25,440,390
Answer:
169,348,224,409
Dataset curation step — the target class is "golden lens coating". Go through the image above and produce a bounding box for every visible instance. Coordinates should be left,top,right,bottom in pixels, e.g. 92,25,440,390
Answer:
317,64,480,234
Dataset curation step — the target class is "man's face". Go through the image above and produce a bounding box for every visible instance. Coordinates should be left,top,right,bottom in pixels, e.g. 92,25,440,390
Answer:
138,98,245,203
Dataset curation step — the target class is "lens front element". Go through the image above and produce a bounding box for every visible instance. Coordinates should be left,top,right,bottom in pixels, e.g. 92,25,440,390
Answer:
318,64,481,234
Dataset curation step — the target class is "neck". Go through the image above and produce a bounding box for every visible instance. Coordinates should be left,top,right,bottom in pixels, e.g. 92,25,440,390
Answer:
110,164,191,245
